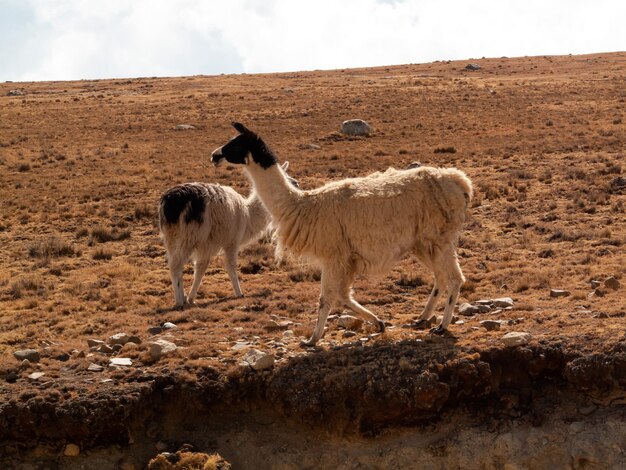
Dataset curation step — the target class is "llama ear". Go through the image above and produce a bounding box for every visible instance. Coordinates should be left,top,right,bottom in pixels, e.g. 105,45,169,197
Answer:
281,161,290,171
232,122,251,135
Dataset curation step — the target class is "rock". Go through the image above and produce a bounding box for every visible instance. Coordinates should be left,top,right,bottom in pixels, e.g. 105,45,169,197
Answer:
63,444,80,457
55,353,70,362
19,359,31,370
502,332,532,347
148,339,178,360
480,320,502,331
13,349,40,363
589,288,604,298
27,372,46,381
337,315,363,330
96,344,114,354
305,143,321,150
87,363,104,372
148,326,163,335
493,297,514,308
590,280,601,289
343,331,357,338
458,303,479,316
87,339,105,348
265,320,292,332
406,161,422,169
282,330,294,338
604,277,620,290
108,333,131,345
474,299,494,306
340,119,372,136
610,176,626,191
231,341,250,351
162,322,177,330
476,304,492,313
7,89,24,96
550,289,570,298
465,64,481,71
242,349,275,371
174,124,196,130
109,357,132,367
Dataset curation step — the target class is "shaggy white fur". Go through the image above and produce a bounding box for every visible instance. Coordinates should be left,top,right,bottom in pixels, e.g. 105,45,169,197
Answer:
212,123,473,345
159,165,288,307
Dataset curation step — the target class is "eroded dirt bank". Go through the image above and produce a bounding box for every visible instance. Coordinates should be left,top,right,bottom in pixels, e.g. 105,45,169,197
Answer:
2,339,625,468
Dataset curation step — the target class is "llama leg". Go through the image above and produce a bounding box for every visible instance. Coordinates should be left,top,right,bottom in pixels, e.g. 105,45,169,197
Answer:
168,253,187,309
301,298,332,347
186,257,210,306
344,298,386,333
223,247,243,298
302,269,339,346
431,246,464,335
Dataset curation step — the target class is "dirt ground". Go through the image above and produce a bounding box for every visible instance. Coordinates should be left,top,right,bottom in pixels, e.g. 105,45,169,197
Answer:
0,52,625,468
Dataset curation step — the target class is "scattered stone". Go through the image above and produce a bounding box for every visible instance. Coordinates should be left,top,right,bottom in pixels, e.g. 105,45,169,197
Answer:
589,288,605,298
87,339,105,348
458,303,480,316
231,341,250,351
604,276,620,290
148,339,178,360
63,444,80,457
13,349,40,363
19,359,31,370
502,332,532,347
7,89,24,96
340,119,372,136
27,372,46,381
96,344,114,354
282,330,294,338
109,358,132,367
174,124,196,130
337,315,363,330
476,304,492,313
550,289,570,298
406,161,422,169
265,320,292,332
610,176,626,191
162,322,177,330
590,280,601,289
148,326,163,335
55,353,70,362
87,363,104,372
343,331,357,338
108,333,131,345
242,349,275,371
305,143,321,150
474,300,494,306
493,297,514,308
480,320,502,331
465,64,481,71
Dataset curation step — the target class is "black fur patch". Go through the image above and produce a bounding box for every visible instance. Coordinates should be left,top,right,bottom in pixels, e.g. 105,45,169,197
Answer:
433,288,439,297
216,123,278,169
159,184,206,226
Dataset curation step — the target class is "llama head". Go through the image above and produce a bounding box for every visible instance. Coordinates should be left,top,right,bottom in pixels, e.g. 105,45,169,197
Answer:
211,122,278,169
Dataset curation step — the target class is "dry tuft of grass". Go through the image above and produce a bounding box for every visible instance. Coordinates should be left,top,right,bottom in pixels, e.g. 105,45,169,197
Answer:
28,237,78,258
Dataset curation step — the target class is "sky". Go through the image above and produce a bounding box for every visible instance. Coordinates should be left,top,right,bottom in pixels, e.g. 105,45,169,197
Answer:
1,0,625,82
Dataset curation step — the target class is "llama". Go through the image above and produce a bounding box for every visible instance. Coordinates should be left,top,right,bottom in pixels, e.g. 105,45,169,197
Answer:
211,123,473,346
159,162,293,307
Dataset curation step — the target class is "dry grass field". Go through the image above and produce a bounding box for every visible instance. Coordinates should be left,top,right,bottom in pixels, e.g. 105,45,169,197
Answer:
0,52,625,467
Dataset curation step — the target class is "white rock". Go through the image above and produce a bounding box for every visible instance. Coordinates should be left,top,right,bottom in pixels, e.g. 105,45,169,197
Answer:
550,289,570,298
163,322,177,329
493,297,514,308
87,339,104,348
174,124,196,130
109,357,132,367
148,339,178,360
13,349,40,362
337,314,363,330
87,363,104,372
340,119,372,136
242,349,275,371
108,333,131,345
502,332,532,347
27,372,46,381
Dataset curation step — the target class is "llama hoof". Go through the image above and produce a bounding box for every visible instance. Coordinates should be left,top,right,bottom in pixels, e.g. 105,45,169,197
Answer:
429,326,447,335
376,320,386,333
300,338,318,348
184,300,197,309
413,319,431,330
173,304,185,311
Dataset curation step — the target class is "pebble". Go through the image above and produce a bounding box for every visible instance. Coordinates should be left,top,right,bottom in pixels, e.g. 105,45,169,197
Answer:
343,331,357,338
148,326,163,335
87,339,105,348
458,303,479,316
163,322,177,330
465,64,481,71
87,363,104,372
550,289,570,298
493,297,514,308
242,349,275,371
282,330,294,338
604,277,620,290
63,444,80,457
27,372,46,381
174,124,196,130
13,349,40,363
502,331,532,347
337,315,363,330
231,341,250,351
109,333,131,345
480,320,502,331
591,280,601,289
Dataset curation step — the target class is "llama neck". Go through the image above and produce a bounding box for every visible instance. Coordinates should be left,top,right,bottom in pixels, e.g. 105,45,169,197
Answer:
244,164,298,220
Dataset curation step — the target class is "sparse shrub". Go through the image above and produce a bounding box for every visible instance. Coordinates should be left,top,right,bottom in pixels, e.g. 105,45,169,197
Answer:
17,163,31,172
434,146,457,154
134,204,153,220
396,273,425,288
28,237,76,258
93,248,113,260
90,226,131,244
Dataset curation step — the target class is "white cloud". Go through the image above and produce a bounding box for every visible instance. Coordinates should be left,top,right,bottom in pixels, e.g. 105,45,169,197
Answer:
1,0,625,82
